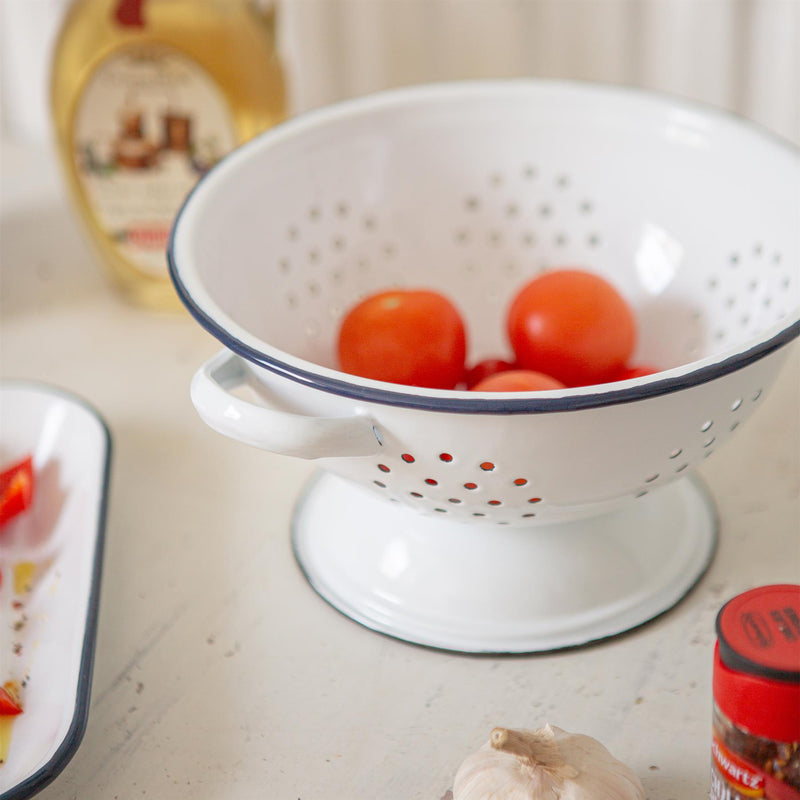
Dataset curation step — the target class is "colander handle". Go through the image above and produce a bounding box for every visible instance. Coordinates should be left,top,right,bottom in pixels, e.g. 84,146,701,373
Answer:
191,351,382,459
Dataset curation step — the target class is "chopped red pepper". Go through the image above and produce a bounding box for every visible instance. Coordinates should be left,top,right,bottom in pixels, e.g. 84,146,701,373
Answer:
0,456,34,528
0,685,22,716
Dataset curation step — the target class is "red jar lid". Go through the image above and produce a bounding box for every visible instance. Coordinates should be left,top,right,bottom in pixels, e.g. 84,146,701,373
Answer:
714,584,800,742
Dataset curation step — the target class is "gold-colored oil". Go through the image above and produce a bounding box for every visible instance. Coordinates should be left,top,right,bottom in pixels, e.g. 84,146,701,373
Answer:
51,0,287,311
12,562,35,596
0,716,14,766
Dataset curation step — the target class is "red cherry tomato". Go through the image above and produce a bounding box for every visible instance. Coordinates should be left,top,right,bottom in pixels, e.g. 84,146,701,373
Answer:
507,269,636,387
471,369,565,392
338,289,467,389
464,358,516,389
612,364,658,381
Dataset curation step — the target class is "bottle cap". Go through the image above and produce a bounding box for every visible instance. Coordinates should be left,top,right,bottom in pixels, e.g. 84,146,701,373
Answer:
115,0,145,28
714,584,800,742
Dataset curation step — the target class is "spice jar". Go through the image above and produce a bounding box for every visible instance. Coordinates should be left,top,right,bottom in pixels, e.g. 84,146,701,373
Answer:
711,584,800,800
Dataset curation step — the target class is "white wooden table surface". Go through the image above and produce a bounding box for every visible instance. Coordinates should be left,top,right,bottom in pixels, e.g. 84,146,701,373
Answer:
1,138,798,800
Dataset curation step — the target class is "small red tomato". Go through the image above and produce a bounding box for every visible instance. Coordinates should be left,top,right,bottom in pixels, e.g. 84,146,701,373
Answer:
464,358,516,389
507,269,636,387
612,364,658,381
0,456,34,529
471,369,565,392
0,684,22,716
338,289,467,389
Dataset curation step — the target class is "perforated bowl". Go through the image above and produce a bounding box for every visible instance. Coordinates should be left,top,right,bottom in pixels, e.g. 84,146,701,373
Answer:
169,81,799,652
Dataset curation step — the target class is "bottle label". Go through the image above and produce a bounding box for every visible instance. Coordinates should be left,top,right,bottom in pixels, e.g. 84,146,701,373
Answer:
73,45,237,277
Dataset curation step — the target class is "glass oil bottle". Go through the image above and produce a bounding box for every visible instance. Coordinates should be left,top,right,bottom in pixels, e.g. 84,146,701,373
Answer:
51,0,287,310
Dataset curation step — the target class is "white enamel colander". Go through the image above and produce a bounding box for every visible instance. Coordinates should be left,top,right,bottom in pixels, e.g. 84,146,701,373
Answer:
169,81,799,653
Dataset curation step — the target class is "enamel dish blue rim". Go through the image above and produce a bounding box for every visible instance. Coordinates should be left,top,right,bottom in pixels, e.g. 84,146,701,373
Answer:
167,80,800,414
0,381,112,800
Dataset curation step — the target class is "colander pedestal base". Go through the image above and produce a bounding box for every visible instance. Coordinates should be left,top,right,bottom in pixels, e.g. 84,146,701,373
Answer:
292,471,717,653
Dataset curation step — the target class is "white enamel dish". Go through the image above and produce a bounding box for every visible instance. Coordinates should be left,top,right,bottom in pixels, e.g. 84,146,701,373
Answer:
0,382,111,798
168,80,799,653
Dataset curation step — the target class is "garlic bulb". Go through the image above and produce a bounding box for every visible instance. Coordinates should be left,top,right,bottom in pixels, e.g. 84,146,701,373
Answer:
453,725,645,800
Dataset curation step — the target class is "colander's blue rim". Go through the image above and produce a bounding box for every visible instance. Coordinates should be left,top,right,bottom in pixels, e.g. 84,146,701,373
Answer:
167,78,800,415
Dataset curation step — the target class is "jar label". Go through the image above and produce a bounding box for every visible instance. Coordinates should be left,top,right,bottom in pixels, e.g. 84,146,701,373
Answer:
73,45,237,277
711,733,800,800
712,735,766,797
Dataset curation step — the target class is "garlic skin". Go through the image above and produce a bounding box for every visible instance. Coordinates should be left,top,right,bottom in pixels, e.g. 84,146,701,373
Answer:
453,725,645,800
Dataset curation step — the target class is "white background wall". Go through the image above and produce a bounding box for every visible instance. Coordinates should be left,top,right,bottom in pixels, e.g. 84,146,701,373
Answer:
2,0,799,145
280,0,800,145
